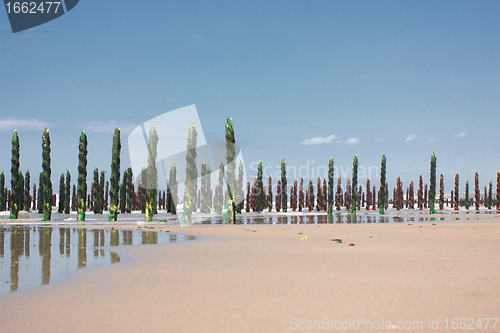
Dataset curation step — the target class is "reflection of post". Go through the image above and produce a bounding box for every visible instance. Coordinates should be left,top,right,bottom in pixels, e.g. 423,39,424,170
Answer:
78,229,87,268
110,229,119,246
60,228,66,255
24,227,30,257
110,252,120,263
123,230,132,245
99,230,105,256
169,233,177,243
40,228,53,285
93,229,100,257
142,231,158,244
10,227,25,291
0,228,4,257
65,229,71,257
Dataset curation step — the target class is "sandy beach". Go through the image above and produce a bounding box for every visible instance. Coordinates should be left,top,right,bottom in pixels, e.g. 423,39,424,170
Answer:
0,218,499,332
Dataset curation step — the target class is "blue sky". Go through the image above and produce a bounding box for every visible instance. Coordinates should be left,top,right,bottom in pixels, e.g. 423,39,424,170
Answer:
0,0,499,193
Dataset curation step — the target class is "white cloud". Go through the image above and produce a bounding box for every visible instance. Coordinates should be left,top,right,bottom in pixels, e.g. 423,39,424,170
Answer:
424,138,436,145
406,134,416,142
453,132,466,138
153,123,188,137
345,137,360,145
0,117,51,132
75,121,139,135
301,134,337,145
0,118,140,136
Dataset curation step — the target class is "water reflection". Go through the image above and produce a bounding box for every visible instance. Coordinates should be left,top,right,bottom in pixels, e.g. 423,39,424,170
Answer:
40,228,52,285
0,228,4,257
196,213,488,224
0,226,194,295
78,229,87,268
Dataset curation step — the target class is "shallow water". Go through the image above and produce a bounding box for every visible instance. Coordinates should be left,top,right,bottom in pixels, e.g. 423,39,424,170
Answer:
0,226,194,296
1,208,497,226
0,211,181,225
197,212,499,225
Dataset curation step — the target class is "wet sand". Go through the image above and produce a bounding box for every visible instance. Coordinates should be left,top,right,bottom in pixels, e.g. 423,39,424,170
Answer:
1,219,499,332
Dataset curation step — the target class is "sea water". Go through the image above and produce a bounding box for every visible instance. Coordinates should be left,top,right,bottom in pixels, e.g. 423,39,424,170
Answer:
0,226,194,295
